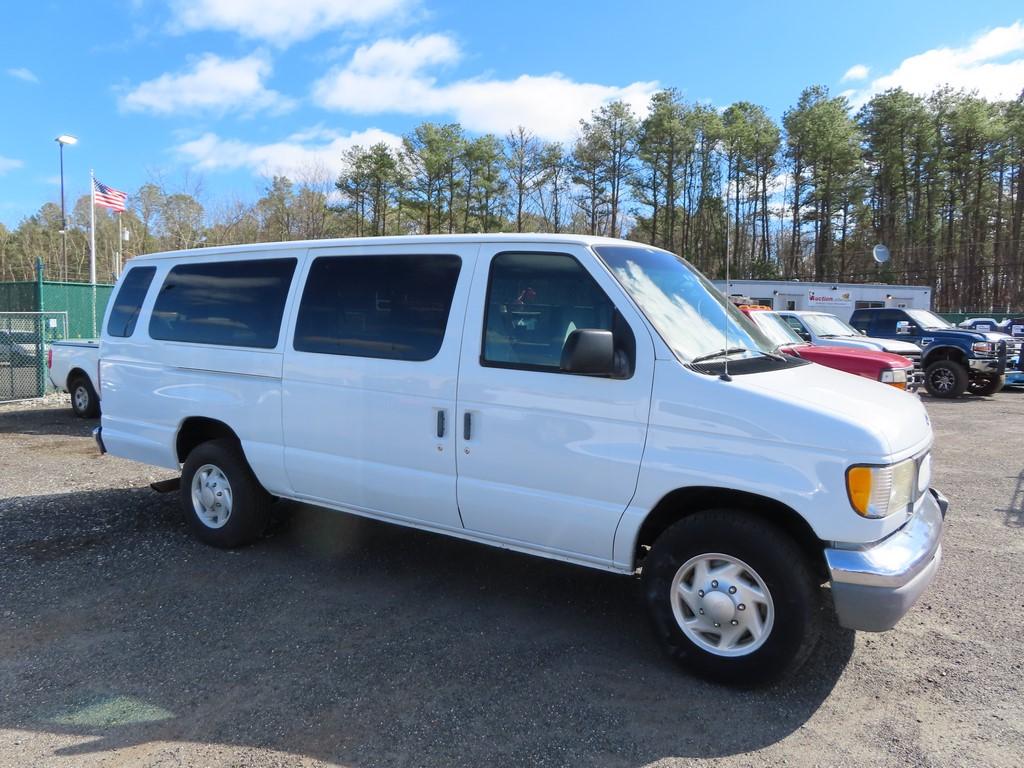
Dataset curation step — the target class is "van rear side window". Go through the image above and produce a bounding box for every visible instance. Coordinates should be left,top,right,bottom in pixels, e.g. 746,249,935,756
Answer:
293,254,461,361
107,266,156,337
149,258,296,348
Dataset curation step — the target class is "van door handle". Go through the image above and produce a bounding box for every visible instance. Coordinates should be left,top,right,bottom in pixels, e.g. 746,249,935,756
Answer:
463,412,472,441
436,410,446,438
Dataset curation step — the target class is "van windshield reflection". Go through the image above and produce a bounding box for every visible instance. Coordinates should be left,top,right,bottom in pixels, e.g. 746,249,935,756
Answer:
592,245,775,362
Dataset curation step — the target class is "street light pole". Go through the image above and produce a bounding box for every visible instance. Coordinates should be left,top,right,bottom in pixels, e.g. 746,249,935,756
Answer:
54,135,77,282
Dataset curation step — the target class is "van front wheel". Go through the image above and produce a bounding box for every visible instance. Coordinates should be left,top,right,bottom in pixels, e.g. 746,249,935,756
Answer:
642,510,824,686
180,439,271,548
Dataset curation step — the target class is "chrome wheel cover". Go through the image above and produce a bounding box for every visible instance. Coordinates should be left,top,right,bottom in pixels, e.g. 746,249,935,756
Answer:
670,552,775,657
190,464,233,529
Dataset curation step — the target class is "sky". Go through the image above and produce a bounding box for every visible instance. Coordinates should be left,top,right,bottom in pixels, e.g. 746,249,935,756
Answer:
1,0,1024,226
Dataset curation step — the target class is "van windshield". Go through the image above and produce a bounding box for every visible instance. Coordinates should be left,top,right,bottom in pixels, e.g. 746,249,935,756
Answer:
593,245,776,362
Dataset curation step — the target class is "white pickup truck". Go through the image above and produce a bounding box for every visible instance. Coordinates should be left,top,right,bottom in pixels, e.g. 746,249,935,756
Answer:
47,339,100,418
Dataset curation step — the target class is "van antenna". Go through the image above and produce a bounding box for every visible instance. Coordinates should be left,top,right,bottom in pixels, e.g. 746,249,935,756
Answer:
720,185,732,382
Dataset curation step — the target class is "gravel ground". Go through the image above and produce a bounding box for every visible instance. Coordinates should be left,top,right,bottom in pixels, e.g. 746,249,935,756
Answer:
0,390,1022,768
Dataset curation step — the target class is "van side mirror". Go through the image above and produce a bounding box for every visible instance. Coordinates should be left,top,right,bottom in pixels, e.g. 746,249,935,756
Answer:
561,329,615,375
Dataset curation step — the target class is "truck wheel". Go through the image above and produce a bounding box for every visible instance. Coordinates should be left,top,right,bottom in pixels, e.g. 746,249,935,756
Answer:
968,374,1005,396
641,510,824,687
69,375,100,419
924,360,968,398
180,438,271,548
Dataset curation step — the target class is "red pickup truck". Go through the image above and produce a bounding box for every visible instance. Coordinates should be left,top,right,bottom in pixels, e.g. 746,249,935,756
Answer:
741,307,916,391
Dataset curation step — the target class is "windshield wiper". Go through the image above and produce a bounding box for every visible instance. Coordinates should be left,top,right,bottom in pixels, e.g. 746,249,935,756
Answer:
690,347,752,365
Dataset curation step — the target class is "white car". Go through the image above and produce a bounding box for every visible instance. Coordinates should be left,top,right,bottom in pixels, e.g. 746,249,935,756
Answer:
95,235,946,685
48,339,100,418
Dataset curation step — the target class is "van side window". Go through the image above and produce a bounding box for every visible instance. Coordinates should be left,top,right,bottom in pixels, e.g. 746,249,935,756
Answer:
293,254,461,361
483,252,632,375
149,258,296,348
107,266,156,337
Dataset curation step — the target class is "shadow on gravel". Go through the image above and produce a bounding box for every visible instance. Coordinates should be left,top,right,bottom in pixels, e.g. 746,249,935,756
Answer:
1000,469,1024,528
0,405,92,438
0,491,854,766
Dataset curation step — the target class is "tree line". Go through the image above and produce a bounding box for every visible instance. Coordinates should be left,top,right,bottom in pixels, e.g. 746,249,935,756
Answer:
2,85,1022,312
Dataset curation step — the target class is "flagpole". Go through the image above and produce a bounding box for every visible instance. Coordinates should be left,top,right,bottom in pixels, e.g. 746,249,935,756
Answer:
89,170,97,336
117,211,123,278
89,170,96,285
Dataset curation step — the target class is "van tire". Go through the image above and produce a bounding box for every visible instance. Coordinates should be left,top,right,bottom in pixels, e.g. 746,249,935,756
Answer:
641,510,824,687
180,438,271,548
924,360,968,398
69,375,100,419
968,374,1004,396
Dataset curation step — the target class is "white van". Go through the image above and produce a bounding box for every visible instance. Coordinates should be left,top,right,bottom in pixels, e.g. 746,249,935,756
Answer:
95,235,946,685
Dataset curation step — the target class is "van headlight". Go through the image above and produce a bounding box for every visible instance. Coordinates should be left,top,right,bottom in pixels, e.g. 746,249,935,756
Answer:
846,458,917,518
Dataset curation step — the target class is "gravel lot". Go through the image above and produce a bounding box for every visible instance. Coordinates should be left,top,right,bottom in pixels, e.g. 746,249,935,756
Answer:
0,390,1022,768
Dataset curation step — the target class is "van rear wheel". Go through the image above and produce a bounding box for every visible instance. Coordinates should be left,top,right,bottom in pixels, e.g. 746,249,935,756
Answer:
641,510,824,686
180,439,271,548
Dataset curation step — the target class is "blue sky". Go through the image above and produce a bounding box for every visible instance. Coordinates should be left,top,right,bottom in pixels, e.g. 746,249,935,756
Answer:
2,0,1023,226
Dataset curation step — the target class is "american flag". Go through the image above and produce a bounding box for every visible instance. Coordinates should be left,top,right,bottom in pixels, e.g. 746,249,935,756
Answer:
93,178,128,212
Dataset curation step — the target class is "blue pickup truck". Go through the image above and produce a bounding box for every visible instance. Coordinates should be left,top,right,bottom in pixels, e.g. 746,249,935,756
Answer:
849,308,1022,398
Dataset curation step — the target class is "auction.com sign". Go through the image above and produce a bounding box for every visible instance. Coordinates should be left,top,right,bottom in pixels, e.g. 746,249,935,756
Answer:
807,290,853,307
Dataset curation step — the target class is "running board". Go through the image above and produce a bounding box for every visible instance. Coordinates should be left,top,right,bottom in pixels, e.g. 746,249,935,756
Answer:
150,477,181,494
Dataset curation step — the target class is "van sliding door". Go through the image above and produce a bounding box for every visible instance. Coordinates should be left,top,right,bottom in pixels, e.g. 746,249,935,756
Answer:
280,244,477,530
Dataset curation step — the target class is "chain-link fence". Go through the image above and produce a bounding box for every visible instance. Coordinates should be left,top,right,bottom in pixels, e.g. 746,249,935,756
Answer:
0,312,68,402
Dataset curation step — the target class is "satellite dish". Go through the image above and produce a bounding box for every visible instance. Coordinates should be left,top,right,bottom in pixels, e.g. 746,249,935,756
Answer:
872,244,890,264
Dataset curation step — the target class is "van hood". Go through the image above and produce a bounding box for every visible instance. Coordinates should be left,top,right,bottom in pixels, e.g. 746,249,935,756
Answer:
746,363,929,457
660,360,932,461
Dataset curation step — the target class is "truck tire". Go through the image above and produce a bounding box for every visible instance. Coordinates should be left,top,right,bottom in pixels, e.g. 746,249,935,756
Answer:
180,438,271,548
968,374,1005,396
69,375,100,419
924,360,968,398
641,510,825,687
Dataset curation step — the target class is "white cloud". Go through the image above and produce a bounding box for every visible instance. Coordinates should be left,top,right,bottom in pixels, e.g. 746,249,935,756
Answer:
848,21,1024,107
0,156,24,175
120,53,293,116
175,127,402,178
171,0,410,46
6,67,38,83
313,35,659,141
841,64,869,82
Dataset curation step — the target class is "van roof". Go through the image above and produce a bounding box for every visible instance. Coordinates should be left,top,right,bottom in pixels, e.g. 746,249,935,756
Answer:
128,233,640,263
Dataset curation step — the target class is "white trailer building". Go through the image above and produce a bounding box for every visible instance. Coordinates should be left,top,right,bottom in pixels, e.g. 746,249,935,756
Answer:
711,279,933,323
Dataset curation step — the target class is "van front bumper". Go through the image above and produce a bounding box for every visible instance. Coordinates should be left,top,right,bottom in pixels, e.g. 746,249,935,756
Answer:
824,488,947,632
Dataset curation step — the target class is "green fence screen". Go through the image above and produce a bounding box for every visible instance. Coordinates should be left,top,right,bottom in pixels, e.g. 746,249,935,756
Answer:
0,280,114,340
